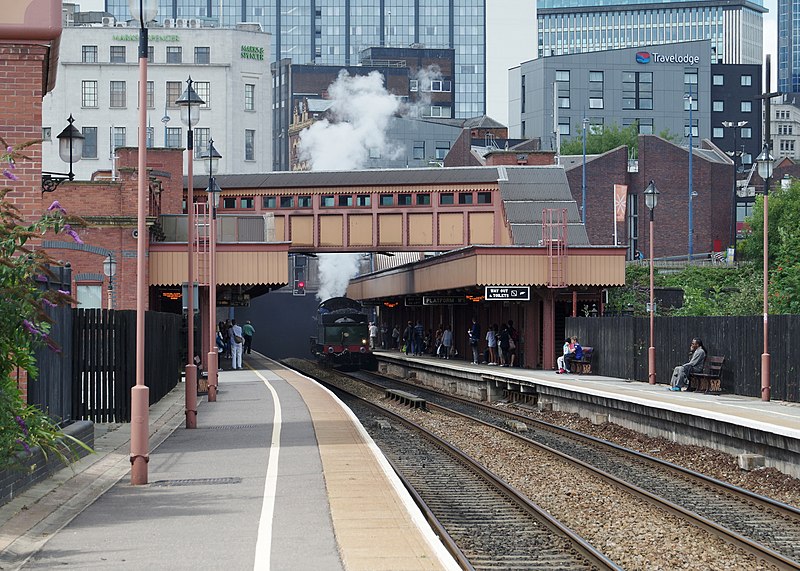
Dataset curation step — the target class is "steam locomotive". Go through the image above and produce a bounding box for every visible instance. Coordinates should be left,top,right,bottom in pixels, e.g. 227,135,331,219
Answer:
310,297,377,370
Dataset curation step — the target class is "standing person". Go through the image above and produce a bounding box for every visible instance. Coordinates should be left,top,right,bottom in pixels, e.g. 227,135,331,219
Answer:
441,325,453,359
564,337,583,373
468,317,481,364
381,322,389,349
497,324,510,366
368,321,378,350
413,321,425,356
486,324,498,365
434,324,444,357
556,338,572,373
402,321,414,355
242,320,256,355
229,319,244,370
391,324,401,349
669,338,706,391
507,320,519,367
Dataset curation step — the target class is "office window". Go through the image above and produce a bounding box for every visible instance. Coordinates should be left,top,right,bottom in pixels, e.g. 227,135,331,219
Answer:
82,81,98,108
42,127,51,141
477,192,492,204
194,128,209,159
245,84,255,111
398,194,412,206
558,118,570,135
713,101,723,112
684,120,699,138
111,127,126,151
589,98,603,109
166,46,182,64
241,197,254,209
741,101,752,112
380,195,394,206
145,126,154,148
82,127,98,158
356,195,370,206
416,194,430,205
434,141,450,160
194,46,210,64
409,79,418,92
110,81,126,108
713,127,724,138
279,197,293,209
263,196,276,208
82,45,97,63
440,193,454,205
245,129,255,161
637,118,654,135
741,127,752,138
741,75,752,86
338,195,353,207
458,193,473,204
622,71,651,110
166,127,181,148
684,96,698,111
223,197,237,209
147,45,154,63
166,81,182,108
368,147,381,159
412,141,425,160
321,195,334,207
138,81,154,109
713,74,724,85
194,82,210,109
588,71,603,109
556,70,570,108
109,46,125,63
521,75,526,114
298,196,312,208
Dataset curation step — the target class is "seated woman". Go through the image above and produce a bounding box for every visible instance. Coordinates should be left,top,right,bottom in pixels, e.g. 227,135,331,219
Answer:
556,338,572,374
669,337,706,391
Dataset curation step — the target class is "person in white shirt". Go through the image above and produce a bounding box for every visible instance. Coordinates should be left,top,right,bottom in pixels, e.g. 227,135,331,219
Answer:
556,338,571,374
369,322,378,350
230,319,244,370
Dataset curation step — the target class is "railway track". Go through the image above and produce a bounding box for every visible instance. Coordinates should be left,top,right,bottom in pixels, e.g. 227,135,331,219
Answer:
306,371,620,570
343,368,800,570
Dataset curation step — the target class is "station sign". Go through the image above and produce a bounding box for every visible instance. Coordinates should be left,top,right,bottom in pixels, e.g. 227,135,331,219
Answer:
405,296,423,307
485,286,530,301
423,295,467,305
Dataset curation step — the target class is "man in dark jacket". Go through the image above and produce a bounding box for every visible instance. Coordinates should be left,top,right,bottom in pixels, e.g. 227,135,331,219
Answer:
468,317,481,364
402,321,414,355
669,338,706,391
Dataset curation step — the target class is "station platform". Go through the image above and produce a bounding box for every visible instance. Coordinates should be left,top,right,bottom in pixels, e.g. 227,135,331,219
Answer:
375,350,800,478
0,354,460,571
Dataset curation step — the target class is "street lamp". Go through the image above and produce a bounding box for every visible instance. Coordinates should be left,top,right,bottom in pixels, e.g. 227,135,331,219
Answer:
203,139,221,403
756,144,774,402
102,254,117,310
128,0,157,486
175,77,204,427
722,120,748,251
581,117,589,224
684,92,694,261
644,180,659,385
42,115,85,193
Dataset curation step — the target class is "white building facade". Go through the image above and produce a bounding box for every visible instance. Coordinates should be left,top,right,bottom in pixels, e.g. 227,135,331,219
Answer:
43,20,272,178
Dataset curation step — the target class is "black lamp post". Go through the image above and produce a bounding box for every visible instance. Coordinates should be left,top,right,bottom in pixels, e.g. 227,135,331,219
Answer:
722,120,748,251
756,144,774,402
42,115,84,193
644,180,659,385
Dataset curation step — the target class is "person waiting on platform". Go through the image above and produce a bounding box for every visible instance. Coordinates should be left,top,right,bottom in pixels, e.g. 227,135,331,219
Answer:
669,337,706,391
556,338,572,374
440,325,453,359
563,337,583,372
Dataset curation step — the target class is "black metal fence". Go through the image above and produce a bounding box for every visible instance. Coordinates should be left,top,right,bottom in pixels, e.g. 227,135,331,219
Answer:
30,309,182,423
566,315,799,402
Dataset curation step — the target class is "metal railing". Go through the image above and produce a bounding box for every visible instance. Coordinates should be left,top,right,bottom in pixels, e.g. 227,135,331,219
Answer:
156,213,276,243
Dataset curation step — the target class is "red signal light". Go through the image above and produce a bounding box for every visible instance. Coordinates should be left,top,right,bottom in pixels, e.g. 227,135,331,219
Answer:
298,281,305,288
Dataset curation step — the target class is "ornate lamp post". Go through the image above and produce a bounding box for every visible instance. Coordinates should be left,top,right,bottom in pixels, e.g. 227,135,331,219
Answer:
721,120,748,251
42,115,85,193
102,255,117,310
644,180,659,385
684,92,694,261
203,139,221,403
581,117,589,224
175,78,204,427
756,145,774,402
128,0,157,486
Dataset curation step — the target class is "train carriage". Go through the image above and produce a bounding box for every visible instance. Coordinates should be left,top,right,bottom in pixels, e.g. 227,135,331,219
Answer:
310,297,377,370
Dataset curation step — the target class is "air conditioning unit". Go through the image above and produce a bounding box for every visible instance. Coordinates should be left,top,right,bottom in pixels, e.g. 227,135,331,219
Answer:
175,18,186,27
101,16,115,26
188,18,200,28
163,18,175,27
115,21,126,28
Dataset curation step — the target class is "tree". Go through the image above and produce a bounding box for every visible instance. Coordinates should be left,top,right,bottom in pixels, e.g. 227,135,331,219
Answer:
559,122,680,156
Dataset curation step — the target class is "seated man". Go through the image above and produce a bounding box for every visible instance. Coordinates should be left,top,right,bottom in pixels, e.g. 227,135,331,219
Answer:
563,337,583,372
669,337,706,391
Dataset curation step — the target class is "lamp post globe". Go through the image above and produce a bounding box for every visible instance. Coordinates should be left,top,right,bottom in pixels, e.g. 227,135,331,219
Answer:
56,115,84,168
644,179,659,212
756,145,774,181
176,79,203,128
127,0,158,22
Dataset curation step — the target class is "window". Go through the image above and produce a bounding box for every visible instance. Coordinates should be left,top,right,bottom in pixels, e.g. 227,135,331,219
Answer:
416,194,430,205
458,193,473,204
194,128,209,159
713,101,724,112
263,196,276,208
76,285,102,309
477,192,492,204
321,195,334,207
82,127,98,158
356,195,370,207
379,195,394,206
622,71,651,110
245,130,255,161
166,46,182,64
521,75,526,114
111,127,126,151
298,196,312,208
713,127,724,138
109,46,125,63
280,196,293,208
223,197,237,209
368,147,381,159
194,82,211,109
241,197,254,209
82,45,97,63
42,127,51,141
556,70,570,108
589,98,603,109
434,141,450,160
145,126,154,148
409,79,418,92
82,81,98,108
194,47,210,64
440,193,454,205
588,70,603,109
684,96,698,111
684,121,699,138
558,118,570,136
166,127,181,148
110,81,126,107
338,195,353,207
741,75,752,86
741,101,752,112
713,74,724,86
741,127,752,139
398,194,412,206
166,81,182,108
412,141,425,160
147,45,154,63
684,69,698,86
138,81,154,109
245,84,255,111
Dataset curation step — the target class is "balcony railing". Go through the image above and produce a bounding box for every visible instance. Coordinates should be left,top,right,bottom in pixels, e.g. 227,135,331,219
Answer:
156,214,276,243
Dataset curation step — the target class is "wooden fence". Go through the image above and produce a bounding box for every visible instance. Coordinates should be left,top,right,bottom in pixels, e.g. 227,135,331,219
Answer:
566,315,799,402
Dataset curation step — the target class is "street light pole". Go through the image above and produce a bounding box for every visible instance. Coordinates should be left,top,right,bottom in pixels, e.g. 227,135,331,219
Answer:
756,145,774,402
204,140,221,403
644,181,659,385
722,120,748,252
581,117,588,224
685,92,694,261
176,78,204,426
128,0,157,486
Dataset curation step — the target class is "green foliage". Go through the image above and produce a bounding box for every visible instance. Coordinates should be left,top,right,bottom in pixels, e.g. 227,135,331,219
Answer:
0,140,92,471
560,123,681,157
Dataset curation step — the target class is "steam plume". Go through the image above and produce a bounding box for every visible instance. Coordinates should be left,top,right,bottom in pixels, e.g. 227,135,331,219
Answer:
316,253,362,301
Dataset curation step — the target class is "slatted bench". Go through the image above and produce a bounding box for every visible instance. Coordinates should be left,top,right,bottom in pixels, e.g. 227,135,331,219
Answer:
568,346,594,374
688,356,725,394
385,389,427,410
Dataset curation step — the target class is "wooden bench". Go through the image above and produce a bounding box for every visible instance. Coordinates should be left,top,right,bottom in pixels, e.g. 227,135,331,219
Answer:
688,356,724,394
568,347,594,374
385,389,427,410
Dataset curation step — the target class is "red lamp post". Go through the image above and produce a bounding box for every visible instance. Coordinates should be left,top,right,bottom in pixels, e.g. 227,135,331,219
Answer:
756,145,774,402
203,140,221,402
644,180,659,385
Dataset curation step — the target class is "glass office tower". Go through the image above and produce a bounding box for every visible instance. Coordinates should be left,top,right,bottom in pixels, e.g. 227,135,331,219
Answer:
105,0,485,118
778,0,799,92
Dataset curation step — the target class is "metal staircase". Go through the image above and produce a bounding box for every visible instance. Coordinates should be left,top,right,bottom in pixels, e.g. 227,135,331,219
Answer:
542,208,568,288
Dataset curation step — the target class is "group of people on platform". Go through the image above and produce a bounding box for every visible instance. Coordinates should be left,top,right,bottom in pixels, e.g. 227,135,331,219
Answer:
215,319,256,370
556,337,583,374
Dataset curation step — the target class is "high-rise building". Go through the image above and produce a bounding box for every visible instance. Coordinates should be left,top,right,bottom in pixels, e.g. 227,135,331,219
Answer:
778,0,798,92
105,0,486,119
537,0,766,65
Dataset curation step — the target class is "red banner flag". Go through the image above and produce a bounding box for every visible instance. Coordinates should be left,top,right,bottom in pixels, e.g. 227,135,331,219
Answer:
614,184,627,222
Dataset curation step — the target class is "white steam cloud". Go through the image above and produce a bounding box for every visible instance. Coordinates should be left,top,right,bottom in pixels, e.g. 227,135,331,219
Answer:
316,253,362,301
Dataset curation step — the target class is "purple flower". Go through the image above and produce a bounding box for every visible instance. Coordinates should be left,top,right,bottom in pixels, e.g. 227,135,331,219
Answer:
22,319,43,337
42,297,57,307
16,439,31,455
67,229,84,244
47,200,65,213
57,289,70,296
15,416,29,437
6,146,12,153
3,169,19,181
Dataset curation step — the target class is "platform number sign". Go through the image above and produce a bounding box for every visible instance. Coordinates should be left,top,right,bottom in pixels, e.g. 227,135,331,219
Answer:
485,286,530,301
